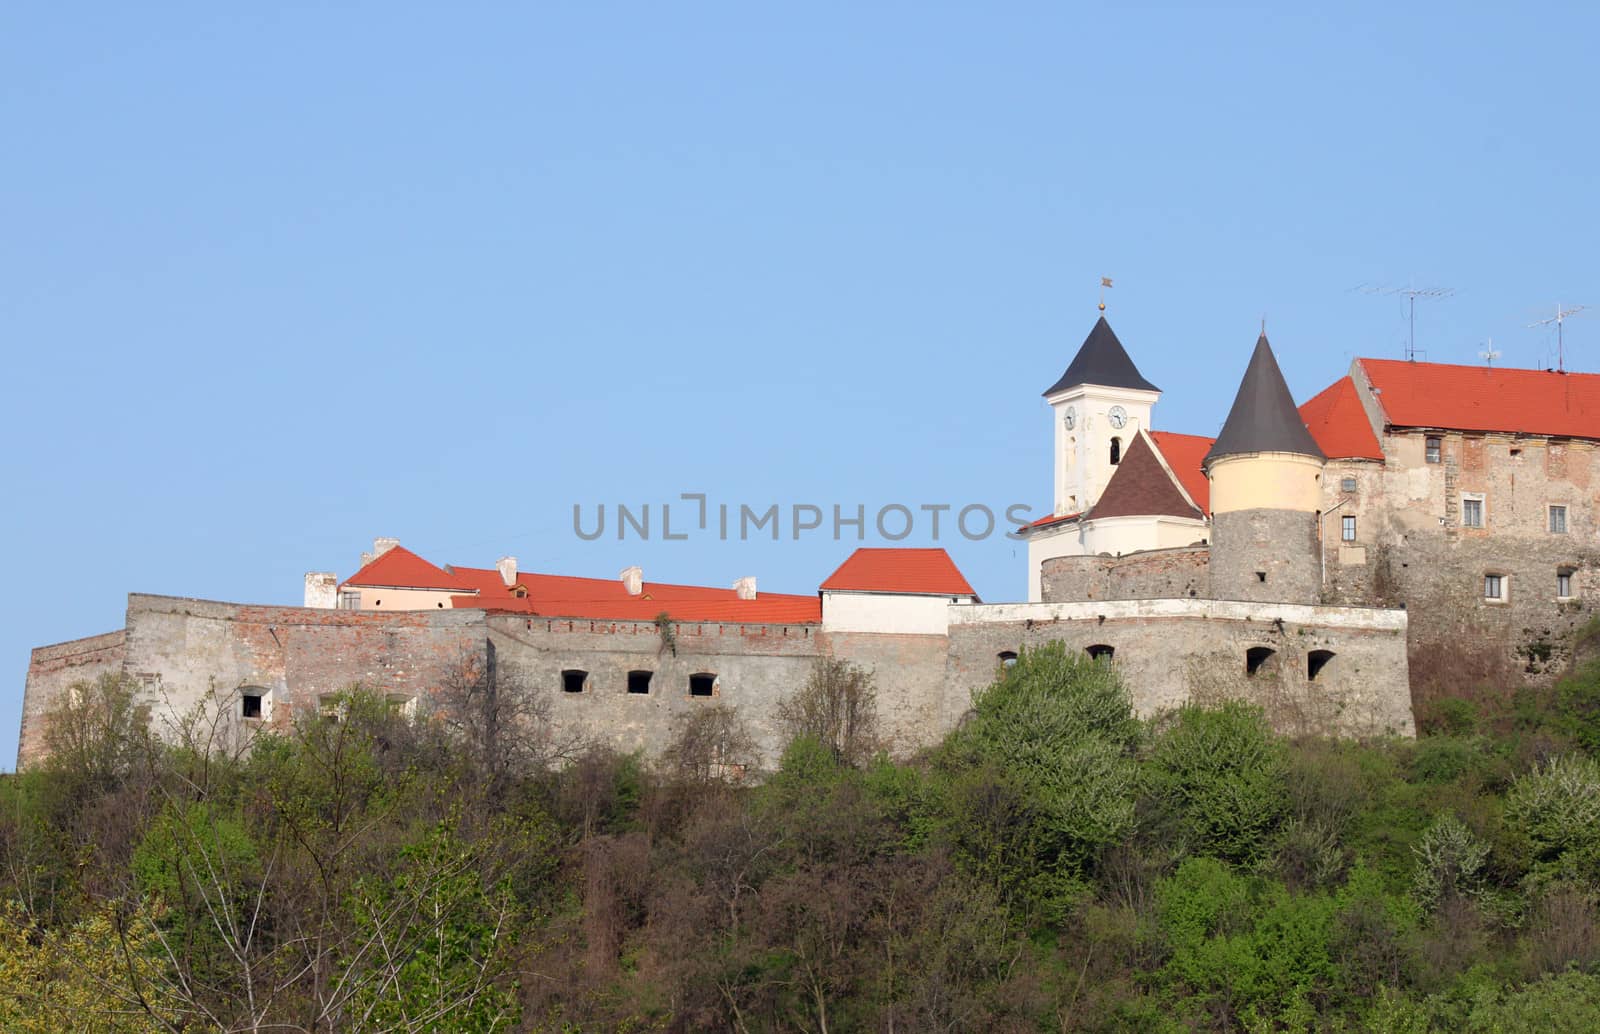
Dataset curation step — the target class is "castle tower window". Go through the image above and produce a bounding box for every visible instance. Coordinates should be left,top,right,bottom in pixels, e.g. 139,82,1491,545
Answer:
1557,569,1575,600
997,650,1018,668
561,669,588,694
1086,644,1115,665
1340,476,1358,493
1109,437,1122,465
1550,505,1568,534
1461,494,1485,529
1341,515,1357,542
689,673,717,697
1484,574,1506,602
627,670,653,695
1245,647,1277,677
241,688,266,720
1307,650,1335,682
1425,436,1442,464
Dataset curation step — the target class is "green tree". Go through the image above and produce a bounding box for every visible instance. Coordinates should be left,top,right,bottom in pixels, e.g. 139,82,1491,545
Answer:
1146,701,1288,867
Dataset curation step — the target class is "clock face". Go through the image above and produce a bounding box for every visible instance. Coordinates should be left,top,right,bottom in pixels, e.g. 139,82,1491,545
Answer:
1108,405,1127,429
1063,407,1076,430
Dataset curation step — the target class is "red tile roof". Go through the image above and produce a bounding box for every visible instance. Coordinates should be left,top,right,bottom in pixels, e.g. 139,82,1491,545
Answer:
819,548,976,597
1089,432,1204,521
1026,510,1082,530
1359,359,1600,439
341,546,472,592
1149,431,1214,515
455,594,823,624
1299,376,1384,460
446,565,823,623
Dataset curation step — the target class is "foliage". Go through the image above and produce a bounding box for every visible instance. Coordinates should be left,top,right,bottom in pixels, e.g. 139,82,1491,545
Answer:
1410,815,1489,913
1146,701,1288,866
775,657,881,766
1504,753,1600,885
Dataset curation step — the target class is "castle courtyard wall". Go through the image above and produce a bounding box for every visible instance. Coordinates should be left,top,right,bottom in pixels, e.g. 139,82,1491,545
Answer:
18,630,126,769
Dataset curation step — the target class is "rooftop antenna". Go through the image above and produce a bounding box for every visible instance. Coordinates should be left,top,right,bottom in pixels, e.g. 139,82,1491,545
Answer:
1098,276,1113,312
1528,304,1587,372
1354,283,1456,361
1479,337,1500,366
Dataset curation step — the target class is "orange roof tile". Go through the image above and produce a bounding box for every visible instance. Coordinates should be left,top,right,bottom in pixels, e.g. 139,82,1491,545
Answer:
1300,376,1384,460
1149,431,1214,515
819,548,976,597
1359,359,1600,439
1026,510,1082,530
341,546,472,592
454,594,823,624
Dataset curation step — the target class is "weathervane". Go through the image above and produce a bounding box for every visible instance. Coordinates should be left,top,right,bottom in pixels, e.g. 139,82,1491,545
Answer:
1528,304,1588,372
1099,276,1113,312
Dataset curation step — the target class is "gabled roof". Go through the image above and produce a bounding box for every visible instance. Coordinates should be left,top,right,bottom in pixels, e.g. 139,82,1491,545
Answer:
1203,334,1324,467
1300,376,1384,460
820,548,977,597
1042,316,1160,397
1088,431,1204,521
1149,431,1214,515
341,546,471,592
1358,359,1600,440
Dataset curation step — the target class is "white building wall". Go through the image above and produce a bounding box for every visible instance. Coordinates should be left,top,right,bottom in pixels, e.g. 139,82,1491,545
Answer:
821,591,970,635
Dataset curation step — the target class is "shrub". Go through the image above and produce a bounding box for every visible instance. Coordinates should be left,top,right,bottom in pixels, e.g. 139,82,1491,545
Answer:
1504,753,1600,885
776,658,881,766
1410,815,1489,913
1146,702,1288,866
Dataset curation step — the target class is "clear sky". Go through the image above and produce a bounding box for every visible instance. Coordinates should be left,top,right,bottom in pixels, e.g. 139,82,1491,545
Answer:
3,2,1597,768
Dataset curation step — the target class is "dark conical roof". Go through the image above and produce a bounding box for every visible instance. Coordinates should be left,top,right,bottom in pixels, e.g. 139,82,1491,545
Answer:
1042,316,1160,397
1202,334,1324,467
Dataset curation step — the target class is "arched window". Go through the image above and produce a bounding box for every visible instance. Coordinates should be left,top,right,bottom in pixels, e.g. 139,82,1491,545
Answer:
561,669,588,693
1307,650,1335,682
1246,647,1277,677
1109,437,1122,465
1086,644,1115,664
997,650,1019,669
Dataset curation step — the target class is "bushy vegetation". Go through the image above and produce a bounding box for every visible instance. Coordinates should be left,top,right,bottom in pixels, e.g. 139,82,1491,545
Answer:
8,648,1600,1031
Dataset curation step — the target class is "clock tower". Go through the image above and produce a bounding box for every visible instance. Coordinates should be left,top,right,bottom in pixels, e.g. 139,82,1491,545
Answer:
1042,316,1162,517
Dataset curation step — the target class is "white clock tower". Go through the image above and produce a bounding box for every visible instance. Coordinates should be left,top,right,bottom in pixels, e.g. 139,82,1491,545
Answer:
1042,315,1162,517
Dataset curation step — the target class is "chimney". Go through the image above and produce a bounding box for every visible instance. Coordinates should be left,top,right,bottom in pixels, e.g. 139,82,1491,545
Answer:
496,556,518,588
620,565,643,596
373,537,400,558
733,576,757,600
360,552,373,568
304,572,338,609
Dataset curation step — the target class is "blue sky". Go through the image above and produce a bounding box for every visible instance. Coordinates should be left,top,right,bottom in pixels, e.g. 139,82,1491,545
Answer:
3,3,1596,767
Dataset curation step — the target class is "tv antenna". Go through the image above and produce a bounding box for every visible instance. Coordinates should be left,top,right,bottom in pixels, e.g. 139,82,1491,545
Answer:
1528,304,1587,372
1354,283,1456,361
1479,337,1500,366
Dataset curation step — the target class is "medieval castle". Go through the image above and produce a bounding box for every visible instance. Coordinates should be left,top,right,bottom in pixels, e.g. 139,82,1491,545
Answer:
23,311,1600,768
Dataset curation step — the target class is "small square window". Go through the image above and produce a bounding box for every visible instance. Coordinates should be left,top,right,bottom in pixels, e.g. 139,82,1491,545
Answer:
1341,477,1358,493
1550,505,1568,534
1425,436,1442,464
241,693,263,720
1484,574,1505,601
689,673,717,697
561,669,587,693
338,590,361,611
1558,570,1575,599
1461,496,1484,529
627,670,652,695
1341,515,1357,542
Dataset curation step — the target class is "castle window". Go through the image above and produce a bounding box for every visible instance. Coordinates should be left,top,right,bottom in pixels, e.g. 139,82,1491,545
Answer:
561,669,588,694
997,650,1018,668
1341,515,1357,542
317,694,345,722
1246,647,1276,677
627,670,653,695
1484,574,1506,602
1255,570,1267,583
1307,650,1335,682
1341,477,1358,493
1086,644,1115,665
386,693,417,719
1109,437,1121,465
1425,436,1442,464
1558,568,1575,600
1550,505,1568,534
338,590,361,611
241,688,265,720
1461,494,1485,529
689,673,717,697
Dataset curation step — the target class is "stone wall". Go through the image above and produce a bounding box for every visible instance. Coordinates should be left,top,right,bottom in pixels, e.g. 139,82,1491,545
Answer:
1211,509,1321,604
1319,426,1600,682
947,598,1413,738
18,630,126,769
1041,547,1210,603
